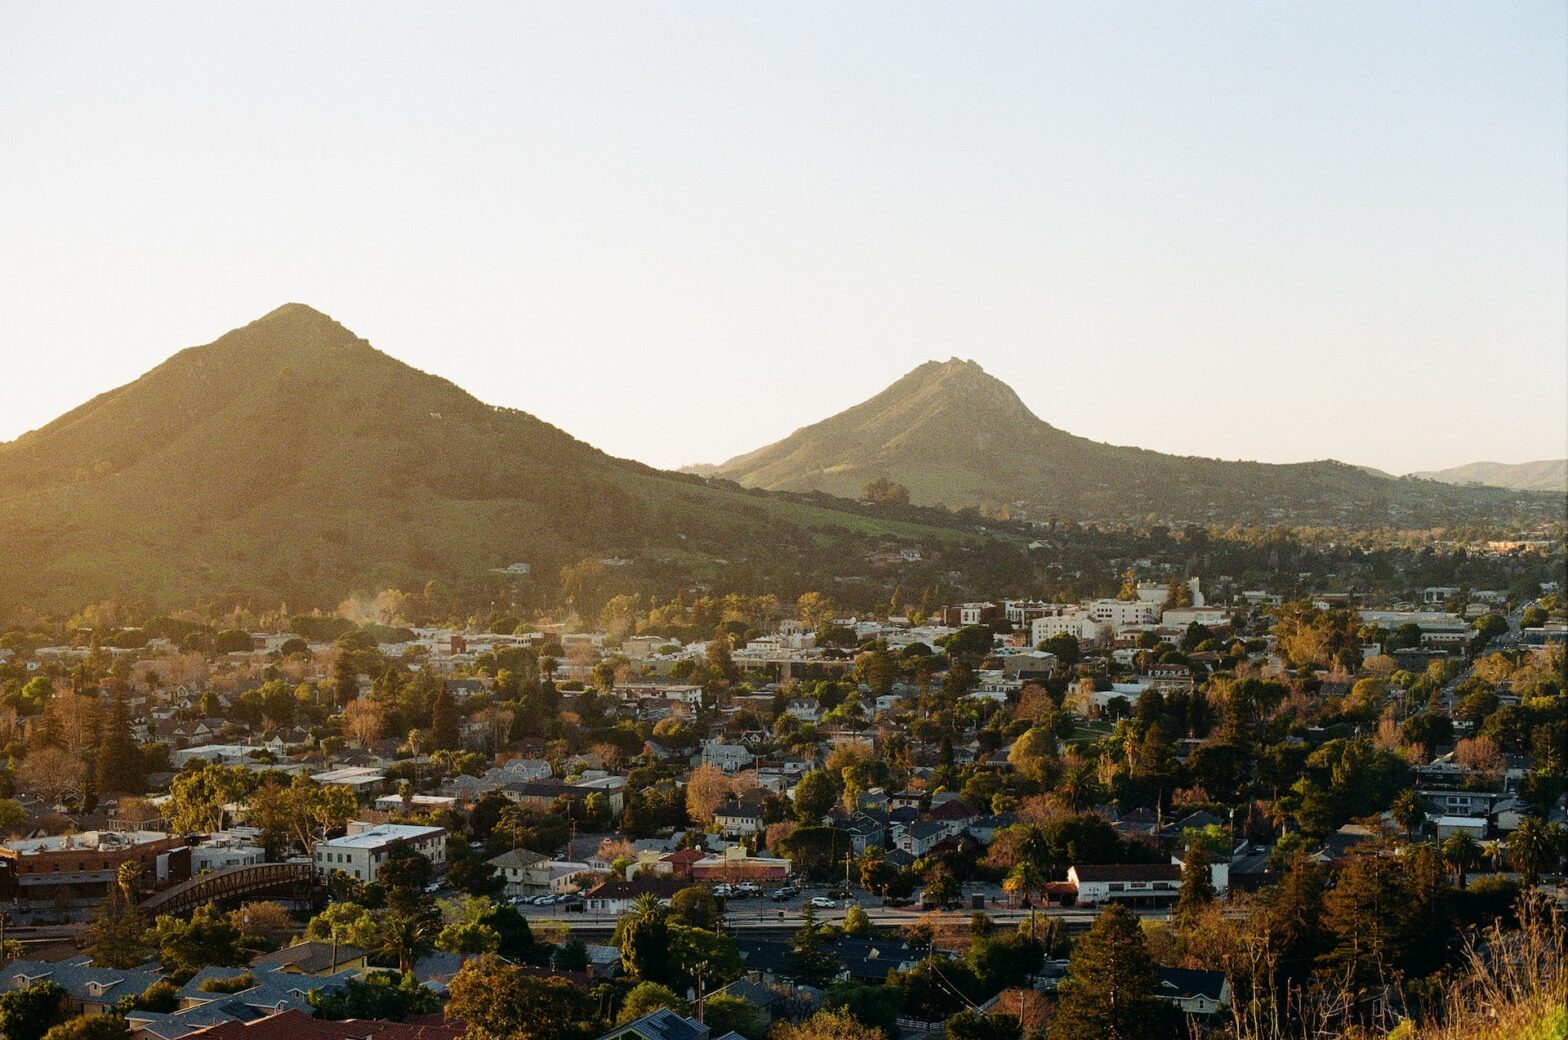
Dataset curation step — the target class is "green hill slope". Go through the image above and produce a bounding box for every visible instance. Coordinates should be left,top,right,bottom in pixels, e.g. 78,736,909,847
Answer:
708,358,1562,527
0,305,962,613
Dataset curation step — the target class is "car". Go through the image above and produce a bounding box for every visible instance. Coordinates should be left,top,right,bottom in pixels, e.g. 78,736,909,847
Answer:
532,894,555,905
712,884,733,898
771,887,799,902
423,882,443,894
809,896,837,909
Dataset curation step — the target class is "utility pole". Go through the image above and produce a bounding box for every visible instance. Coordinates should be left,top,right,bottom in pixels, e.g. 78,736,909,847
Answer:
694,961,707,1023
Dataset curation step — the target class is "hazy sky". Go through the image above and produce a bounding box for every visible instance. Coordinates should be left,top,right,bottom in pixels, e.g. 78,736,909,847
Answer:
2,4,1564,474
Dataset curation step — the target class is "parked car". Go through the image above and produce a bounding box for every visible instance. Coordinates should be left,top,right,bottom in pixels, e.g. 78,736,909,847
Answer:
809,896,837,909
771,887,799,902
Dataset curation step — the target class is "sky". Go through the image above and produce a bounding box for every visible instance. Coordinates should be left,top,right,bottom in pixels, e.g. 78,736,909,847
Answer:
1,3,1564,475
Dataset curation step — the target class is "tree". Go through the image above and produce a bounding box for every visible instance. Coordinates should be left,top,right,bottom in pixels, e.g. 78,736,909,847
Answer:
308,970,440,1021
616,981,681,1024
785,904,844,987
1507,818,1563,885
704,993,764,1040
843,904,873,937
1440,832,1480,889
1317,850,1406,990
1039,632,1081,666
685,764,732,827
448,856,504,898
1174,847,1216,926
618,894,674,987
85,901,150,969
95,689,142,794
826,981,902,1038
437,921,500,965
794,769,837,822
1390,789,1424,842
669,886,722,930
0,981,68,1040
343,697,385,747
861,478,910,506
40,1017,130,1040
773,1009,884,1040
165,763,249,834
1048,904,1163,1040
149,903,247,982
430,687,461,750
707,629,740,684
380,910,440,975
18,746,88,809
445,955,602,1040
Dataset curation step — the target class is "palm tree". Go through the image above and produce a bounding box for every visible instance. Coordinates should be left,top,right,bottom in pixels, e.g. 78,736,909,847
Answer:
1507,819,1563,886
1440,832,1480,889
1390,790,1424,843
116,861,143,906
627,892,667,921
1482,839,1507,874
381,911,438,974
1003,861,1046,907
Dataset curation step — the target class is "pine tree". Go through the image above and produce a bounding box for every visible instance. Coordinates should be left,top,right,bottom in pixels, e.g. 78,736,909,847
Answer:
332,653,359,709
95,688,142,795
785,904,843,988
430,687,460,751
1048,904,1163,1040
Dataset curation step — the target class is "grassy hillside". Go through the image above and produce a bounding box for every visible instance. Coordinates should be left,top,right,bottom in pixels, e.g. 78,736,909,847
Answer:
708,358,1563,527
1411,458,1567,494
0,305,972,613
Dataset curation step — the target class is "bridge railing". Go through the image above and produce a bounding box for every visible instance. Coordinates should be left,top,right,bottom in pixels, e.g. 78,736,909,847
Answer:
138,862,315,917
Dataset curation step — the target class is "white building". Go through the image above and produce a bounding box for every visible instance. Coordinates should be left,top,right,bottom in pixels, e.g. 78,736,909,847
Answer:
1088,599,1162,628
312,822,446,882
192,835,265,873
1030,611,1103,644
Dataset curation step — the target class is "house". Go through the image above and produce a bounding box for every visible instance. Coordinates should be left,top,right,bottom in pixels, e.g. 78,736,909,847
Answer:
694,743,755,774
690,845,791,882
1068,863,1184,905
1156,966,1231,1015
896,820,951,857
583,877,689,914
713,801,765,840
595,1009,714,1040
309,767,389,799
488,848,549,896
312,823,446,882
0,958,163,1016
251,941,369,976
1432,815,1489,841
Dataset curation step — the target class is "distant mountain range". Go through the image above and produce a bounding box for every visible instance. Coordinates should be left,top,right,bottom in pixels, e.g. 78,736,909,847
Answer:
1,313,1557,614
1407,459,1566,494
0,305,960,613
702,358,1562,526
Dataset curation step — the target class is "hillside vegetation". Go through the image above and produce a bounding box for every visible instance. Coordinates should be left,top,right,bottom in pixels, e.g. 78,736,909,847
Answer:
707,358,1563,527
0,305,975,613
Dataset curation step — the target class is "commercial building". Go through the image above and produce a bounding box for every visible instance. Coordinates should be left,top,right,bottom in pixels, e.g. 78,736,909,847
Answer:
311,822,445,883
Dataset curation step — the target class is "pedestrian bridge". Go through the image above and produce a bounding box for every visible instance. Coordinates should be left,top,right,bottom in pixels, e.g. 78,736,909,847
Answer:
137,862,315,917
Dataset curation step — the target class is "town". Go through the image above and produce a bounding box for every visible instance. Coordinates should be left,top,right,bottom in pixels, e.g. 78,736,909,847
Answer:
0,553,1562,1040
